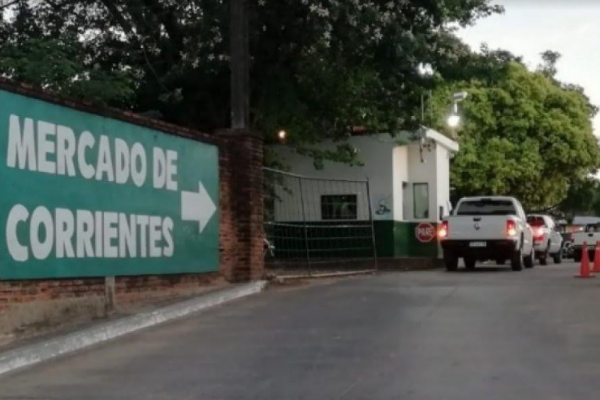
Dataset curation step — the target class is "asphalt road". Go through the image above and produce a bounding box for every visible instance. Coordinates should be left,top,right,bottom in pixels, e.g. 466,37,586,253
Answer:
2,262,600,400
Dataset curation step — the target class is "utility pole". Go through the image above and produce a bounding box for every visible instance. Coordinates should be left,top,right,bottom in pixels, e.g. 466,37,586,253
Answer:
230,0,249,129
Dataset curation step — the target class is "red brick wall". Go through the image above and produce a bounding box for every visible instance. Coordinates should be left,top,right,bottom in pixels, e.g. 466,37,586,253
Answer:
0,274,221,312
218,130,264,281
0,79,264,318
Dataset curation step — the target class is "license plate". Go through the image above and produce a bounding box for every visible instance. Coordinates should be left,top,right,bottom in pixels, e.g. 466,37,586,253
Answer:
470,242,487,248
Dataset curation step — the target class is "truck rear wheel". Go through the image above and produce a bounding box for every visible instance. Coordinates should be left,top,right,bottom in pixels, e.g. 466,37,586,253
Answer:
553,251,562,264
524,248,535,269
540,244,549,266
444,253,458,271
511,246,523,271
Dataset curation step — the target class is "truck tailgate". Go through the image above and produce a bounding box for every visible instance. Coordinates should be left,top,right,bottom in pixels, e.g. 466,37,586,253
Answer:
448,216,509,240
573,232,600,246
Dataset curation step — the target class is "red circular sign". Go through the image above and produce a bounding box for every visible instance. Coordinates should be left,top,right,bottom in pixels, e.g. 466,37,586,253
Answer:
415,223,436,243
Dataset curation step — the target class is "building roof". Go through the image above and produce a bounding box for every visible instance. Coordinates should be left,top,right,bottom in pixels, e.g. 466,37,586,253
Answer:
271,128,460,156
421,128,460,153
354,129,459,153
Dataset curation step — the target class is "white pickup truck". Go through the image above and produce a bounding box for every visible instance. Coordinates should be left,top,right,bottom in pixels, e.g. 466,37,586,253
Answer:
440,196,534,271
572,223,600,262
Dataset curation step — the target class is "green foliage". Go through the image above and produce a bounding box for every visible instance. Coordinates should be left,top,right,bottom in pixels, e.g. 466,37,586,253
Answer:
538,50,561,79
0,2,135,106
0,37,134,105
558,178,600,218
430,60,600,210
251,0,502,145
0,0,502,140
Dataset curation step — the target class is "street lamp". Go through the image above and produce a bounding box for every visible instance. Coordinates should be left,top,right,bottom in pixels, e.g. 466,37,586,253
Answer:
452,91,468,102
447,91,468,132
447,114,461,128
417,63,434,123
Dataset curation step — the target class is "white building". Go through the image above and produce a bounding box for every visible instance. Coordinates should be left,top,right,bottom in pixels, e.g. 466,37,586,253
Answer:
271,129,459,258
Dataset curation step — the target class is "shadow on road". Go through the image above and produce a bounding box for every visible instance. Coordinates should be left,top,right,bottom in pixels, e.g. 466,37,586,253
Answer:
453,266,512,273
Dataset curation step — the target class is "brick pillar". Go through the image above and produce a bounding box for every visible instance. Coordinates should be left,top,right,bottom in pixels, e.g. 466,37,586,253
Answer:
218,129,264,282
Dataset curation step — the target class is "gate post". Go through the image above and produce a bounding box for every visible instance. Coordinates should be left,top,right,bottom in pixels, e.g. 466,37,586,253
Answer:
366,178,379,270
298,177,312,275
219,129,264,282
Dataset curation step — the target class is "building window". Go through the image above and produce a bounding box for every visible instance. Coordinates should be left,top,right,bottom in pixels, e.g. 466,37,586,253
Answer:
321,195,358,220
413,183,429,220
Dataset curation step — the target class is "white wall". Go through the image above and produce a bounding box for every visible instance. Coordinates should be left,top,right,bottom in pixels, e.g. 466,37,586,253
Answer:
271,131,457,224
393,146,408,221
436,145,452,220
404,142,439,222
272,135,395,222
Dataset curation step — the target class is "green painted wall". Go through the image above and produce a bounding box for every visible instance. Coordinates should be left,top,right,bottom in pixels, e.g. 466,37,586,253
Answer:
393,222,439,257
271,220,439,261
373,220,394,257
373,220,439,258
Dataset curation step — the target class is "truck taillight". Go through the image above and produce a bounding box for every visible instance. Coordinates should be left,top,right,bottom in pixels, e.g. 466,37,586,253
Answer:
534,227,545,241
506,220,517,237
439,221,449,239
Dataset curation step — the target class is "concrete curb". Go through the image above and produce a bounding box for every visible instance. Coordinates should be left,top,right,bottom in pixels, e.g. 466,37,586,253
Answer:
275,270,376,282
0,280,267,377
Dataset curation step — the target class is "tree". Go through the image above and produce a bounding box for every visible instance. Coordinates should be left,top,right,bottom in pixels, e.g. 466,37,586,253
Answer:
538,50,561,79
429,59,600,210
0,2,134,106
557,178,600,219
0,0,503,144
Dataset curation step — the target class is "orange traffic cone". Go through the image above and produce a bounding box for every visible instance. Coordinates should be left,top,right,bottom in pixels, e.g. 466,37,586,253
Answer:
576,242,595,278
593,242,600,274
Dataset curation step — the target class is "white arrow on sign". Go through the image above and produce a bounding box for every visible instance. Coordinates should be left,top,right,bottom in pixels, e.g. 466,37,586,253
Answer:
181,181,217,233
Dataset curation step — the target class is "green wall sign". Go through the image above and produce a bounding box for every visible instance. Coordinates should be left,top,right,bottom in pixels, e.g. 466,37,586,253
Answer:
0,90,219,280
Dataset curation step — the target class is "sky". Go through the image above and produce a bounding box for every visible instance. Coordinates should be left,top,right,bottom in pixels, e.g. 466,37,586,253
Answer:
457,0,600,134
